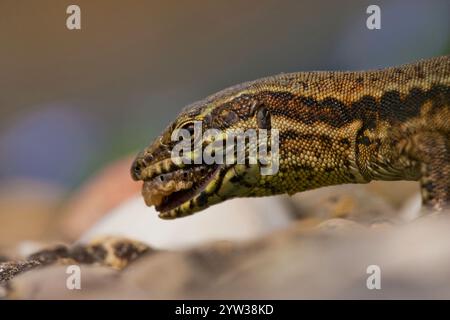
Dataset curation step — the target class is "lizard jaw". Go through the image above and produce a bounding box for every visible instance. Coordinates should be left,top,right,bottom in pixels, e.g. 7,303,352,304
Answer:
141,164,222,219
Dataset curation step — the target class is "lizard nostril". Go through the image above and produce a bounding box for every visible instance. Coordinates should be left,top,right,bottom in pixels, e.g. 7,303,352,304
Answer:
144,154,154,164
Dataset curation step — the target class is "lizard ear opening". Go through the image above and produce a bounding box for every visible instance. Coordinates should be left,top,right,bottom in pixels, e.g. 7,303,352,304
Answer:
255,103,271,130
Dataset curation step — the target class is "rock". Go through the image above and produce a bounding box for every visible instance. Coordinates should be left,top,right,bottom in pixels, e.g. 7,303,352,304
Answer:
289,184,400,224
10,265,119,299
0,236,150,292
0,260,41,283
8,211,450,299
315,218,367,233
80,195,294,250
362,180,419,209
3,169,447,299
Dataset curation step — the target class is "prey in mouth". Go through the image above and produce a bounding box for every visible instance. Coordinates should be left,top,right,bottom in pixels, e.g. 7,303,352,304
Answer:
131,134,227,219
130,107,232,220
140,163,221,217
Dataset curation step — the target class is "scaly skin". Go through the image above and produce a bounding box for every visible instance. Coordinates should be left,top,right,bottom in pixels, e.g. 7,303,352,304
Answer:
131,55,450,219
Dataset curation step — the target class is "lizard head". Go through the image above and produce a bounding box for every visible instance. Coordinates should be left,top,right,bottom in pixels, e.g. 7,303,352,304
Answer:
131,87,279,219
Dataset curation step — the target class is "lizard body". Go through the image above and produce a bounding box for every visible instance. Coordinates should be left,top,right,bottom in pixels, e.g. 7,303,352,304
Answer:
132,55,450,219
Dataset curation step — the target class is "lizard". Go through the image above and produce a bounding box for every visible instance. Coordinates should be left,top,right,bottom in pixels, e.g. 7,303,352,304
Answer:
1,56,449,292
131,55,450,219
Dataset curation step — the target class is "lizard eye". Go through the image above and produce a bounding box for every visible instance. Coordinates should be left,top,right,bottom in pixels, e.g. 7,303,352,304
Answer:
180,122,195,135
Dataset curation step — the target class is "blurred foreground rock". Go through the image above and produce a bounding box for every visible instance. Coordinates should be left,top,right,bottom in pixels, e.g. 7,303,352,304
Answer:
290,182,419,224
81,195,293,250
7,210,450,299
0,160,436,299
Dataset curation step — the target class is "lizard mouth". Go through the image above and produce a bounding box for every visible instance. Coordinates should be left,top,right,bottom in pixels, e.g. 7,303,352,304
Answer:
141,164,221,218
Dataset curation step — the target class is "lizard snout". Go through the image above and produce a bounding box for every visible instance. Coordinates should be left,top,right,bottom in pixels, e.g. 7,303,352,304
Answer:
130,157,144,181
131,150,154,181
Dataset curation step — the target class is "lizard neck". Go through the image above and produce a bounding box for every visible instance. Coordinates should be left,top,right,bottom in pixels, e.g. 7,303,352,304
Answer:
250,55,450,195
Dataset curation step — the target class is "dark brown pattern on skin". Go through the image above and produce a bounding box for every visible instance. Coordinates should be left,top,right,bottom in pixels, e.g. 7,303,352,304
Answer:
228,84,450,130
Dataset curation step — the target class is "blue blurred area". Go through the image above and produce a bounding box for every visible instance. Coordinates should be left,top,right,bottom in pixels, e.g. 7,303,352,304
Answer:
335,0,450,69
0,104,104,185
0,0,448,189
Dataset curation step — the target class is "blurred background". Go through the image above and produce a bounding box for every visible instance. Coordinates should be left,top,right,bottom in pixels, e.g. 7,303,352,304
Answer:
0,0,449,247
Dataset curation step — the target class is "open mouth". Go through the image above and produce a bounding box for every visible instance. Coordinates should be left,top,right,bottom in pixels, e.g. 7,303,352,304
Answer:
142,164,220,214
